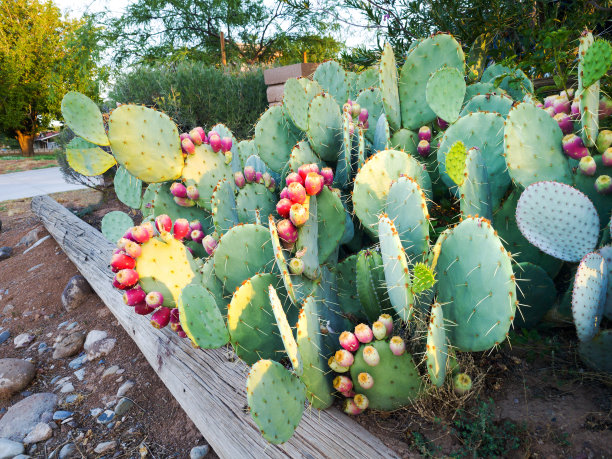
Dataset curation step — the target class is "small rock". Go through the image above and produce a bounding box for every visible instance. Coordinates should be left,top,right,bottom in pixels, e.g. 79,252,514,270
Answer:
86,339,116,361
60,383,74,394
73,368,85,381
0,330,10,345
0,358,36,399
90,408,102,417
61,276,91,312
52,411,73,421
16,228,41,247
190,445,210,459
0,246,12,261
114,398,134,417
27,263,44,273
64,395,78,404
116,380,135,398
102,365,119,379
94,441,117,454
54,376,70,387
23,422,52,444
37,343,47,354
14,333,35,349
0,393,58,441
84,330,106,349
0,438,25,459
53,331,85,359
97,410,114,424
58,443,76,459
68,354,87,370
2,304,14,315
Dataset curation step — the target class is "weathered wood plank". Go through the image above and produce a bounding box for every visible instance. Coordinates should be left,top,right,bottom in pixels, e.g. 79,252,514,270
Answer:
32,195,399,459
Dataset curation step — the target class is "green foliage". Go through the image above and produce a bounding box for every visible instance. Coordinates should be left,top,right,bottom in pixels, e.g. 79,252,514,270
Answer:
110,62,267,140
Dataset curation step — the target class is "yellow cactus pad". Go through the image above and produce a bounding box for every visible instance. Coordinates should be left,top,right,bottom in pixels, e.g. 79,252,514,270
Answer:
66,138,116,176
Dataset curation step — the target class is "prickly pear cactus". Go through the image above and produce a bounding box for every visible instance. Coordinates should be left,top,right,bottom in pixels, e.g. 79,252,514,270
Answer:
61,91,109,146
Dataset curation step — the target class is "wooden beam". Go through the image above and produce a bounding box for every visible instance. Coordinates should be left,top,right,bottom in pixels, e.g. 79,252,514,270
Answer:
31,195,399,459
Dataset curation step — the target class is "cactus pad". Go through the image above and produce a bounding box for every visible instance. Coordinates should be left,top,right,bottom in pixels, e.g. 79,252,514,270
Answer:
597,245,612,320
355,68,379,92
356,87,384,142
379,43,401,130
313,60,349,104
389,129,418,156
283,77,323,132
336,254,363,319
578,330,612,373
211,179,238,233
373,113,391,153
254,105,300,172
101,211,133,243
445,141,468,186
268,285,302,375
579,32,600,147
572,252,607,342
65,138,116,176
459,93,514,118
580,38,611,90
307,93,343,161
356,249,392,322
296,196,320,280
481,64,533,101
289,141,322,174
237,140,258,168
200,258,227,315
460,147,492,220
425,66,466,123
513,262,556,329
61,92,109,146
178,283,229,349
316,187,347,264
236,183,276,226
426,303,447,387
114,166,142,209
463,82,499,103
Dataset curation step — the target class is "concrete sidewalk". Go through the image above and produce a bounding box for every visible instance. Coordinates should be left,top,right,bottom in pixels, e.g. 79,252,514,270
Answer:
0,167,98,202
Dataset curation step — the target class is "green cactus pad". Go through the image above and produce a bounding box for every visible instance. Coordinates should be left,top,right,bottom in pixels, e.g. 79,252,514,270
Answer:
283,77,323,132
399,33,465,130
151,183,213,233
211,179,238,234
288,141,323,174
574,155,612,229
268,285,302,375
101,211,133,243
426,303,447,387
296,196,320,281
389,129,418,156
379,43,401,130
114,166,142,209
316,187,347,264
237,139,258,169
350,340,422,411
384,176,430,261
313,60,349,104
108,104,183,183
335,109,353,189
373,113,391,153
504,102,572,188
65,137,116,176
578,330,612,373
460,147,492,220
313,266,352,348
246,359,306,444
178,283,229,349
136,232,202,307
335,254,363,319
572,252,607,342
579,32,600,147
214,223,275,293
235,183,276,227
346,71,358,99
434,216,516,351
445,141,468,186
254,105,301,173
459,93,514,118
513,262,556,329
61,92,109,146
581,38,612,89
353,149,431,238
200,258,227,315
412,262,436,294
597,245,612,320
355,68,379,93
481,64,533,101
296,296,335,409
437,111,509,209
378,215,414,322
140,183,160,218
307,93,343,161
356,249,393,322
356,87,384,143
425,66,466,123
463,82,499,103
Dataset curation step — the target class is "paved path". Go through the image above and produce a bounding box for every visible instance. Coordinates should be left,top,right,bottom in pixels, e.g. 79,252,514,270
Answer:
0,167,97,202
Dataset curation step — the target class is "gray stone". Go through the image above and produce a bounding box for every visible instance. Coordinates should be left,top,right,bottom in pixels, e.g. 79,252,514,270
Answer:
66,322,77,331
53,331,85,359
73,368,85,381
94,441,116,455
23,422,52,444
61,276,91,312
37,342,47,354
86,339,116,361
84,330,106,350
0,438,25,459
114,397,134,417
116,380,135,398
0,393,58,441
16,228,41,247
2,304,14,315
64,395,78,404
0,358,36,399
190,445,210,459
14,333,35,349
101,365,119,379
52,411,73,421
0,330,10,345
68,354,87,370
0,247,12,261
58,443,76,459
26,263,43,273
96,410,114,424
60,383,74,394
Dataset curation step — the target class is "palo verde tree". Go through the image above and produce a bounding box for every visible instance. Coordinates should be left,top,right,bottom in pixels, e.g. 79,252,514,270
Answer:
0,0,106,156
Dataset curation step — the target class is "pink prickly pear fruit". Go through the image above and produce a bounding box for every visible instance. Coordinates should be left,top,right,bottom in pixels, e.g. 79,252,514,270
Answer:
276,198,292,218
562,134,589,159
285,172,304,186
117,238,133,251
122,228,137,242
320,167,334,186
554,113,573,135
298,163,319,181
288,257,304,275
358,108,369,124
224,151,232,165
267,177,276,192
191,229,205,244
244,166,257,183
595,175,612,194
560,88,574,99
131,225,151,244
277,219,298,243
328,355,349,373
334,349,354,368
354,323,373,343
339,331,360,352
111,252,135,271
186,185,199,200
209,133,222,152
350,103,361,118
289,203,309,227
304,172,324,196
372,321,387,340
362,345,380,366
333,375,353,393
340,389,356,398
234,171,246,188
553,96,570,114
123,287,146,306
389,336,406,356
112,278,128,290
280,187,290,199
189,220,203,232
195,127,207,144
579,156,597,176
418,125,432,142
417,139,430,157
181,138,195,155
124,240,142,259
287,182,306,204
173,218,190,240
378,314,393,336
134,302,155,315
180,133,189,141
603,148,612,167
437,117,449,130
596,130,612,153
255,171,263,183
155,214,172,234
353,394,369,411
543,94,556,108
115,269,139,288
203,235,218,255
535,102,544,109
544,106,556,117
571,99,580,120
600,97,612,119
173,196,195,207
145,291,164,308
141,221,155,238
189,128,203,146
177,329,188,338
151,307,171,329
220,136,233,153
169,307,180,324
357,372,374,389
343,398,362,415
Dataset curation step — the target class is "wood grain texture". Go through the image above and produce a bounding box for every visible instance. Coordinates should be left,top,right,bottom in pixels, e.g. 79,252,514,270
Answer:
32,195,399,459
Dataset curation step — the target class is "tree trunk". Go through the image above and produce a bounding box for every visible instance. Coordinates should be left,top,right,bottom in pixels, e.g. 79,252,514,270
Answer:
16,131,35,157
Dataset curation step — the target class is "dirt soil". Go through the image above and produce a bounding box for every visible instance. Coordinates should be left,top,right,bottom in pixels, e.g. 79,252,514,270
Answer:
0,159,58,174
1,190,611,458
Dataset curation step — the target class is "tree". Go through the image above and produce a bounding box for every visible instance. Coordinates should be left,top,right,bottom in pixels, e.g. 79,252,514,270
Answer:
0,1,106,156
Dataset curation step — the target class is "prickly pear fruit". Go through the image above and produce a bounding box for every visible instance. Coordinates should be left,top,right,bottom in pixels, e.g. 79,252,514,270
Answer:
579,156,597,176
353,394,369,410
357,372,374,389
351,103,361,118
191,229,204,243
378,314,393,336
276,219,298,243
115,268,139,288
181,138,195,155
155,215,172,233
553,96,570,114
595,175,612,194
124,241,142,259
289,203,309,227
339,331,360,352
195,127,207,143
243,166,256,183
288,257,304,275
554,113,573,135
333,375,353,393
276,198,292,218
220,137,232,153
111,253,135,271
209,133,221,152
304,172,324,196
131,226,150,244
334,349,355,367
596,130,612,153
234,171,246,188
223,151,232,165
603,148,612,167
354,324,373,343
173,196,195,207
372,321,387,340
417,139,430,157
343,398,362,415
562,134,589,159
186,185,199,200
151,307,171,329
189,128,203,146
453,373,472,395
123,287,146,306
286,172,303,186
328,355,349,373
418,125,432,141
173,218,190,240
600,97,612,119
359,108,369,124
389,336,405,356
203,235,218,255
362,345,380,366
170,182,187,198
320,167,333,186
255,171,263,183
437,117,449,129
145,291,164,308
298,164,319,181
134,302,155,315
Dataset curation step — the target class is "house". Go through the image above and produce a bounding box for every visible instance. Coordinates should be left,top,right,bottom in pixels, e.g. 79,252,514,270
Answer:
34,131,60,150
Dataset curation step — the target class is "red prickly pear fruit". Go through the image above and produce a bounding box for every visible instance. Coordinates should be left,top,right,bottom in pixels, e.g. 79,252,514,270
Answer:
288,257,304,275
180,133,189,141
418,125,432,141
453,373,473,395
350,103,361,118
298,163,319,180
320,167,333,186
124,241,142,259
131,226,150,244
603,148,612,167
145,291,164,308
115,269,139,288
173,196,195,207
358,108,369,124
189,128,203,146
169,308,180,324
151,307,171,329
334,349,354,368
289,203,309,227
277,219,298,243
353,394,369,411
234,171,246,188
579,156,597,176
339,331,359,352
178,329,188,338
562,134,588,159
134,301,155,315
189,220,203,232
186,185,199,200
372,321,387,340
343,398,362,415
203,235,218,255
362,345,380,366
141,222,155,238
554,113,573,135
286,172,304,186
354,323,373,343
304,172,324,196
155,215,172,233
122,227,137,242
220,136,233,153
357,372,374,389
112,278,128,290
333,375,353,393
191,229,204,243
417,139,430,157
328,355,349,373
170,182,188,198
123,287,146,306
209,133,222,152
280,187,290,199
389,336,406,356
276,198,292,218
111,252,135,271
287,182,306,204
173,218,190,240
244,166,257,183
181,138,195,155
195,127,207,143
378,314,393,335
117,238,133,251
595,175,612,194
553,96,570,114
437,117,449,129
